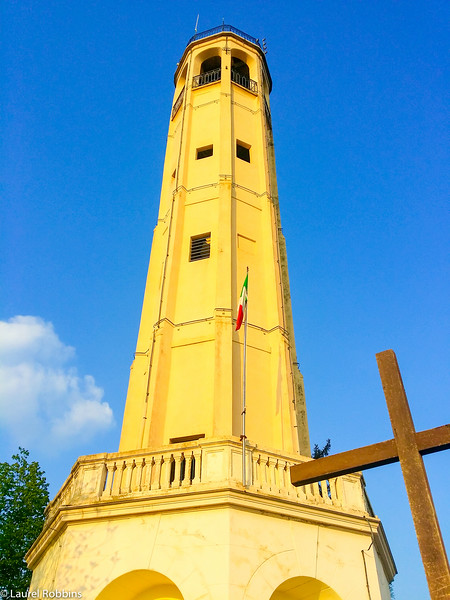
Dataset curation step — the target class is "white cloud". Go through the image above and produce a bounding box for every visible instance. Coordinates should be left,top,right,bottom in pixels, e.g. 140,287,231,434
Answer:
0,315,75,365
0,316,114,452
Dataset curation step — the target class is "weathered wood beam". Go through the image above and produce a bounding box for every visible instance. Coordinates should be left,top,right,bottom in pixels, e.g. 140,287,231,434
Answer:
290,424,450,486
376,349,449,600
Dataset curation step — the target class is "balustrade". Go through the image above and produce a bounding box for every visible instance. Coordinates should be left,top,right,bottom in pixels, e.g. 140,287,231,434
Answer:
45,440,365,521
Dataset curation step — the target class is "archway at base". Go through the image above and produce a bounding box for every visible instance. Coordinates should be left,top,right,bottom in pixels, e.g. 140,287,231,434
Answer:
270,576,343,600
95,569,184,600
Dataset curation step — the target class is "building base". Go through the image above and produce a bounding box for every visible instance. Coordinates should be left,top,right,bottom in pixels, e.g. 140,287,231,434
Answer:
27,438,395,600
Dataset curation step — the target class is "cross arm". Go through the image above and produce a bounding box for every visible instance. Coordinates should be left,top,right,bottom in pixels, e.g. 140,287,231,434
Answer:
290,424,450,487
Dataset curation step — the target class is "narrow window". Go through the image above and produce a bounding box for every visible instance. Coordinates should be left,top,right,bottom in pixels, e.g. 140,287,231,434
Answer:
196,145,213,160
236,141,250,163
190,234,211,262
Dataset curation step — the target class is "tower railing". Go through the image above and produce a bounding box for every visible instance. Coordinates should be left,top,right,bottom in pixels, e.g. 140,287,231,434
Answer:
231,69,258,93
192,68,221,88
187,25,262,49
192,68,258,93
171,86,185,120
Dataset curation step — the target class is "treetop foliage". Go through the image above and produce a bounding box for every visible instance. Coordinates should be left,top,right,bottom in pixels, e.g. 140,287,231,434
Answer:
0,448,49,594
312,438,331,459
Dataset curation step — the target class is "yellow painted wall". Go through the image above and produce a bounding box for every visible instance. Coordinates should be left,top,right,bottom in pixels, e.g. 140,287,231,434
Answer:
29,500,391,600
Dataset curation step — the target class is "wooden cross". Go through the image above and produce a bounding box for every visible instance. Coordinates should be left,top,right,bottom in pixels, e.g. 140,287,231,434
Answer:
290,350,450,600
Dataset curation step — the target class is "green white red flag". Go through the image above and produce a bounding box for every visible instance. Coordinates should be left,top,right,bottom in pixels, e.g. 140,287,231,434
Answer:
235,273,248,331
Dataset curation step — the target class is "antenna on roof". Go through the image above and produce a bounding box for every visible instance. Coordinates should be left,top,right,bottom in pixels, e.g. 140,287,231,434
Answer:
194,14,199,34
262,38,268,55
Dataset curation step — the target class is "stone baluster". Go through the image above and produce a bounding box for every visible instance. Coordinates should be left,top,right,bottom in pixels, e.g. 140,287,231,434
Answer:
182,453,193,487
141,457,152,491
121,460,134,494
131,458,143,492
328,477,340,506
302,482,316,502
151,455,163,490
103,462,115,496
255,454,263,489
260,456,270,492
250,450,259,488
333,476,345,507
310,483,319,501
139,457,147,491
278,460,289,495
320,480,333,505
161,455,173,490
110,462,123,495
103,463,112,497
172,453,183,488
191,449,202,484
98,463,108,497
267,457,278,492
284,462,301,500
294,476,308,501
274,459,282,492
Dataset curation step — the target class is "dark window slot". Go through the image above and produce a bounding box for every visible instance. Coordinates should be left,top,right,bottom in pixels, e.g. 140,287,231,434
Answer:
236,142,251,163
196,145,213,160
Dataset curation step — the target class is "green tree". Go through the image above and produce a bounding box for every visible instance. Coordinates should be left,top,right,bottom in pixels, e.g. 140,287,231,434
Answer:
312,438,331,459
0,448,49,594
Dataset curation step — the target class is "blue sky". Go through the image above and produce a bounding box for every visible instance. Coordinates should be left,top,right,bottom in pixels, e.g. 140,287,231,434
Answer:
1,2,448,598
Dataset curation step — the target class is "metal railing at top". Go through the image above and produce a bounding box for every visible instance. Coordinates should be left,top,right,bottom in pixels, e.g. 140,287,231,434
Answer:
187,25,261,49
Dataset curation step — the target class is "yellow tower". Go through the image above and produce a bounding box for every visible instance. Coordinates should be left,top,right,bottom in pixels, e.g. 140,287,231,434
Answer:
119,24,309,456
27,26,396,600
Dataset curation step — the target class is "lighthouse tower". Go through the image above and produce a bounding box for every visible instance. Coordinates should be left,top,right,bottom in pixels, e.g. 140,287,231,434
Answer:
27,26,395,600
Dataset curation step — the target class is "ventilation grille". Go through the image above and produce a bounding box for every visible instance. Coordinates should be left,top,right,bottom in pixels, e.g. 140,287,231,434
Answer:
190,235,211,262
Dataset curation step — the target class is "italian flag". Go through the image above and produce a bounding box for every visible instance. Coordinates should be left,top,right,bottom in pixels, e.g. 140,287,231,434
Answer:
235,273,248,331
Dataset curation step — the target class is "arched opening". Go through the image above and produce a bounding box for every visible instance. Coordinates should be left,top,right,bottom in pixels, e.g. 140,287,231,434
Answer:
193,55,221,88
176,64,188,91
200,55,221,74
231,56,249,79
172,64,187,120
270,576,343,600
231,56,257,92
96,569,184,600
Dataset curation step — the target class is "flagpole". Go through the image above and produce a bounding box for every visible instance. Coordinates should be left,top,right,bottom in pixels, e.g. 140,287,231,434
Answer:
242,267,248,487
